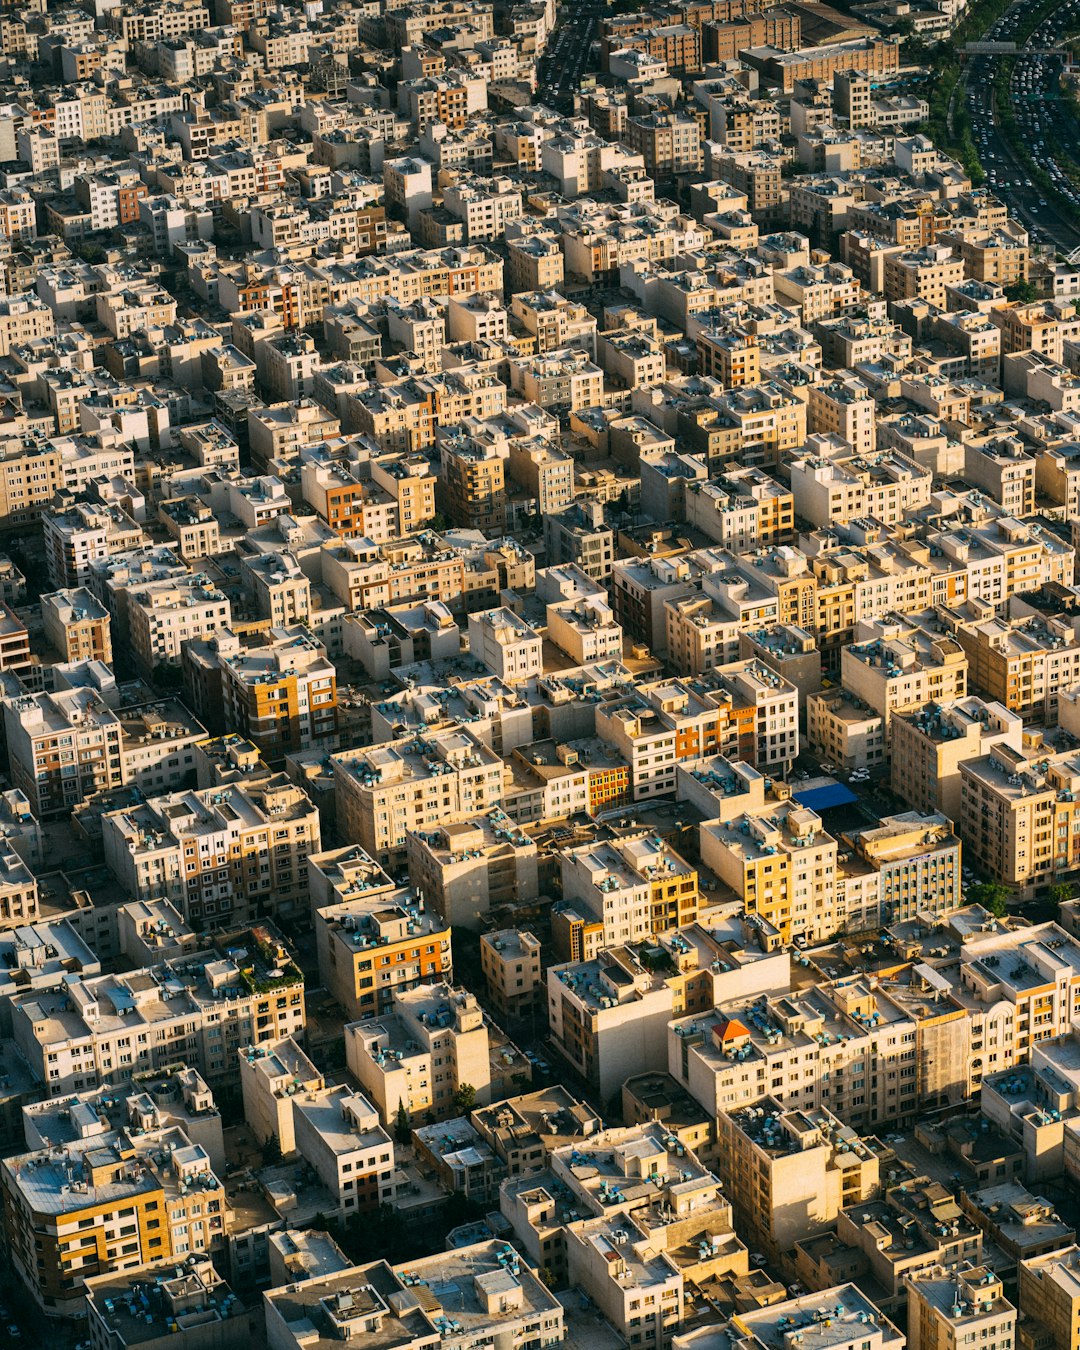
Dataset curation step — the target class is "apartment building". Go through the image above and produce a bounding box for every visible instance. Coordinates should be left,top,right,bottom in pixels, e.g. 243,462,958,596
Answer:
101,775,320,926
701,795,838,945
292,1085,398,1217
84,1257,243,1350
716,1100,881,1263
789,450,932,529
1018,1247,1080,1350
217,625,338,761
4,688,123,818
311,858,452,1020
960,922,1080,1063
41,587,114,666
127,574,232,676
884,245,964,307
846,812,962,925
10,928,305,1100
2,1126,225,1317
964,440,1035,517
840,618,968,726
907,1265,1016,1350
834,1182,984,1311
44,502,146,589
333,726,509,868
345,982,494,1123
890,697,1024,821
480,929,543,1022
948,609,1080,722
407,811,540,930
238,1036,324,1156
264,1244,563,1350
596,666,798,800
468,607,543,683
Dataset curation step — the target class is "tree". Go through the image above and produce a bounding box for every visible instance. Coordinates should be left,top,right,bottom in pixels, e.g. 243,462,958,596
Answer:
452,1083,477,1114
153,661,184,691
1049,880,1076,909
394,1100,413,1146
260,1133,282,1166
969,880,1009,917
1005,280,1038,303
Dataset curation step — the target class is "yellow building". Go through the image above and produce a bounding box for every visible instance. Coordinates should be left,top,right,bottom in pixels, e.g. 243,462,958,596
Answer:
2,1129,225,1316
218,625,338,762
700,796,838,945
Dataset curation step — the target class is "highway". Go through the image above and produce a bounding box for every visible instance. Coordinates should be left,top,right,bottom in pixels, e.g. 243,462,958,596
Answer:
960,0,1080,252
536,0,605,108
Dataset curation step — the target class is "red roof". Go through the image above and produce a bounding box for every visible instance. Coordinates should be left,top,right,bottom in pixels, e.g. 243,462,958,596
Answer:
714,1017,750,1042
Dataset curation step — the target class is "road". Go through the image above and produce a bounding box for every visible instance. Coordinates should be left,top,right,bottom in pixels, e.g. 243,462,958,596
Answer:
536,0,606,108
960,0,1080,251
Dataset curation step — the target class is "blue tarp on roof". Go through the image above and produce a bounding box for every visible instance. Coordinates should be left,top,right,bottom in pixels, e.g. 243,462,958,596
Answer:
792,782,857,811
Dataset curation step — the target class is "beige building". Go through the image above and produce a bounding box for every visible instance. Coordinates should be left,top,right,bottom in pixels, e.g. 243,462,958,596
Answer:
333,727,508,868
407,813,540,930
4,688,123,818
127,574,232,676
480,929,542,1022
884,244,964,306
10,929,306,1100
101,775,320,927
345,982,493,1124
1018,1247,1080,1350
807,687,887,772
40,587,113,665
265,1244,563,1350
907,1264,1016,1350
716,1100,881,1264
841,616,968,726
890,696,1024,821
238,1036,324,1156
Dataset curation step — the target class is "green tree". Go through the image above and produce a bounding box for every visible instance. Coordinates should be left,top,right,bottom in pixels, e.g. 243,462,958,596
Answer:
153,661,184,690
1005,280,1038,303
1050,880,1076,909
260,1133,282,1166
394,1100,413,1146
969,880,1009,917
452,1082,477,1115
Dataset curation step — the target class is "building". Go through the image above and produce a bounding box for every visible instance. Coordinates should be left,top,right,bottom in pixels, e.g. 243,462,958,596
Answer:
333,727,508,868
291,1085,398,1217
40,587,114,666
4,688,123,818
407,812,539,931
263,1243,564,1350
84,1257,252,1350
238,1036,324,1156
480,929,543,1023
217,625,338,761
311,855,453,1021
10,929,306,1100
2,1125,226,1316
127,574,232,676
1018,1247,1080,1350
101,776,320,926
716,1100,882,1263
345,982,494,1124
890,695,1024,820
